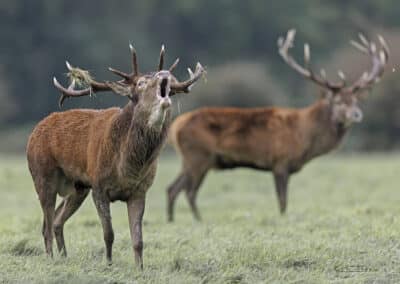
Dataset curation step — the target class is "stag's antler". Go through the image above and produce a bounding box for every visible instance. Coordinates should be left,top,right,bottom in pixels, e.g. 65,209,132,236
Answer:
278,29,346,93
108,43,141,81
54,62,119,107
54,44,141,107
278,29,389,95
170,63,205,95
345,34,389,94
54,44,205,105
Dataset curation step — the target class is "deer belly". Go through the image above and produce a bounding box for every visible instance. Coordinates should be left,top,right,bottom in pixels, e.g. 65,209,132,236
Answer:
215,154,272,171
106,187,133,202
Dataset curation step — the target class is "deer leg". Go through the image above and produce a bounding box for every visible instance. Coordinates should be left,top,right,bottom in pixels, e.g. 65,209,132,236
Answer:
185,171,207,221
53,188,90,256
166,173,188,222
37,181,57,257
53,199,66,255
92,190,114,264
127,196,146,269
273,171,290,214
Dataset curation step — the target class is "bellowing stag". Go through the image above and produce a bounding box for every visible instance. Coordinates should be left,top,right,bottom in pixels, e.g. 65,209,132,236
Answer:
27,45,205,268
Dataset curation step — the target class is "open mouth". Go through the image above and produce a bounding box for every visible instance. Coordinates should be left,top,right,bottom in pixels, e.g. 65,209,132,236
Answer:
160,78,168,98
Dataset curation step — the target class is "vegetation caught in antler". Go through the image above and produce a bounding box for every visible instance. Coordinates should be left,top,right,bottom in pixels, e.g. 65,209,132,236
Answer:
65,62,95,88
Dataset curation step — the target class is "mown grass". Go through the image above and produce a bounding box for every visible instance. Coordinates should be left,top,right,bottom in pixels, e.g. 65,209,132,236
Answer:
0,153,399,283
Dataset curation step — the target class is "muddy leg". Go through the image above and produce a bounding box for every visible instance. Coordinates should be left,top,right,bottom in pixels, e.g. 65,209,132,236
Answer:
127,196,146,269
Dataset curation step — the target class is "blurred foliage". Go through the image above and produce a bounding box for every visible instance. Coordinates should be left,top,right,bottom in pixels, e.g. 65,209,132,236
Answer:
176,61,290,113
0,0,399,150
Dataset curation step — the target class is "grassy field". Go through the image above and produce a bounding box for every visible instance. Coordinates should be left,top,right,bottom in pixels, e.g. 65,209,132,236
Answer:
0,153,399,283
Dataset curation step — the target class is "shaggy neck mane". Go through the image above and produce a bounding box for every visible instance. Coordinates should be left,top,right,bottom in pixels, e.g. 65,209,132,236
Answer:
112,101,170,180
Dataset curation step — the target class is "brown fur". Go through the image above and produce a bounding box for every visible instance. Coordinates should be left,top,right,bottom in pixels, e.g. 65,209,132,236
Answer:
166,99,348,221
27,65,181,270
27,99,170,266
167,29,389,222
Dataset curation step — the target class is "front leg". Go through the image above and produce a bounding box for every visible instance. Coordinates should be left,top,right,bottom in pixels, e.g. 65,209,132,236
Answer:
127,195,146,269
92,190,114,264
273,170,290,214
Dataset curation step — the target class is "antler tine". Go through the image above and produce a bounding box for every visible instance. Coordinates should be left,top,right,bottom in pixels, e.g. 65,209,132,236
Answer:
350,33,372,54
378,35,390,61
53,77,92,108
129,44,139,76
345,34,389,94
108,67,131,81
107,44,143,83
158,44,165,71
66,61,73,71
278,29,343,92
304,43,310,67
320,69,327,81
169,58,180,72
337,70,347,87
358,33,369,47
170,62,205,95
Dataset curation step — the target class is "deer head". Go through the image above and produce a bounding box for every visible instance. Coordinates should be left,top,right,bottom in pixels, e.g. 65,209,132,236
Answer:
278,29,389,128
53,45,205,129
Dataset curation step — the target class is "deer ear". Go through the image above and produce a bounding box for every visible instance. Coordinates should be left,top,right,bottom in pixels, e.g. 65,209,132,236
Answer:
106,82,133,98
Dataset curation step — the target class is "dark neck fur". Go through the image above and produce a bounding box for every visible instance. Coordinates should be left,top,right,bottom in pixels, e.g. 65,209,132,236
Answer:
305,99,349,159
112,101,171,179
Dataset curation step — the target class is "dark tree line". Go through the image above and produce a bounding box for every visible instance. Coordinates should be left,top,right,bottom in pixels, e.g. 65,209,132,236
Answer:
0,0,399,150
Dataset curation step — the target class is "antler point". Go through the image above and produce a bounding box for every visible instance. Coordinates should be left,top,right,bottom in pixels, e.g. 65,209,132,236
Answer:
65,61,72,70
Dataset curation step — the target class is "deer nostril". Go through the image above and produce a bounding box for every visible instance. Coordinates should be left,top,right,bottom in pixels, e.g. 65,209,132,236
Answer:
352,109,363,122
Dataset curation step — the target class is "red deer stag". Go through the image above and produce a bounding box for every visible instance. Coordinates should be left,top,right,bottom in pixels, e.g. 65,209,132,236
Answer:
27,45,205,268
166,29,388,222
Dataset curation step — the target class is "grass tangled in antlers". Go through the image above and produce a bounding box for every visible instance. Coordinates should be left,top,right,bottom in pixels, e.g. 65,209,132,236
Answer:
66,66,95,89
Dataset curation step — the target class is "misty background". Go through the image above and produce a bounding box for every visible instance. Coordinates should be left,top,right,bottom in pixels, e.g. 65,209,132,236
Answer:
0,0,399,152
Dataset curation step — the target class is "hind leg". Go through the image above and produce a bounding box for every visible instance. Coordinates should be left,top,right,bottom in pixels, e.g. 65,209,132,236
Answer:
185,170,208,221
35,178,57,257
53,186,90,256
167,173,189,222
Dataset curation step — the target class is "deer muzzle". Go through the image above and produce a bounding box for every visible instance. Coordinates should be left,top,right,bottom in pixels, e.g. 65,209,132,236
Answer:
347,106,363,123
157,71,172,109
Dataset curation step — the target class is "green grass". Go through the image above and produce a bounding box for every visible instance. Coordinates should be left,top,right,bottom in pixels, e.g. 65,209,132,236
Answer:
0,153,399,283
